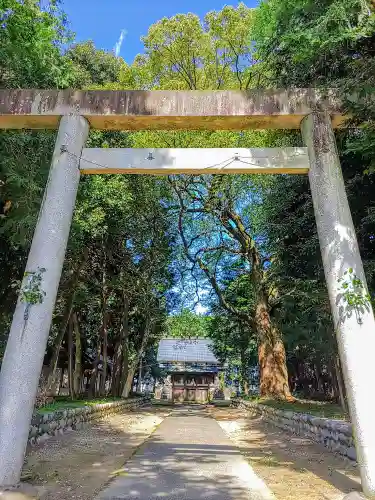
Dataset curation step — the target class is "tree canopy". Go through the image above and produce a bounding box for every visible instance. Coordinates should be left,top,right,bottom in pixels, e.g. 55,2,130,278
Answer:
1,0,374,405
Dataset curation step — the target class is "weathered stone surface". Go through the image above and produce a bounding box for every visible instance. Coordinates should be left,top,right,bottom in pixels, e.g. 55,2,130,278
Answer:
29,426,38,438
0,482,44,499
0,89,346,131
342,493,367,500
348,447,357,461
27,397,150,446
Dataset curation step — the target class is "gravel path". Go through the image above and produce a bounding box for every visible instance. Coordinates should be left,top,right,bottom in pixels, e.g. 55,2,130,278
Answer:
212,407,361,500
23,406,169,500
97,406,275,500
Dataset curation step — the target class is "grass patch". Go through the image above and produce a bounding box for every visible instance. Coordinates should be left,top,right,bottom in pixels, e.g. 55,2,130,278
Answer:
248,397,347,420
37,397,123,414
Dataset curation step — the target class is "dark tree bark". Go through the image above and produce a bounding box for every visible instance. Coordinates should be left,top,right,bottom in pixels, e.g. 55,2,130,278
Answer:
137,357,143,393
45,250,88,393
99,244,109,397
45,296,74,394
313,362,324,395
240,343,249,396
122,317,151,398
255,293,292,400
73,312,82,397
173,179,293,401
335,355,348,413
89,340,102,398
68,315,75,399
112,293,130,396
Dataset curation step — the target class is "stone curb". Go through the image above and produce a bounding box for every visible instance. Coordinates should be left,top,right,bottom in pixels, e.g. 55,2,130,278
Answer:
28,396,150,446
0,482,45,499
232,399,356,461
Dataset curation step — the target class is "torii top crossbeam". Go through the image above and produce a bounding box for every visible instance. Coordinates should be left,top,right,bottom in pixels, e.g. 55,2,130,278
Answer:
0,88,345,130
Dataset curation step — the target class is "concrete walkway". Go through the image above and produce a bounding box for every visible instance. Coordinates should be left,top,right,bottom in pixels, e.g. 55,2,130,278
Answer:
96,406,275,500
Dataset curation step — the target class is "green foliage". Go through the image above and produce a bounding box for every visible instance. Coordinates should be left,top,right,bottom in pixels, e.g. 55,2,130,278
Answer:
0,131,55,246
0,0,73,88
1,0,375,404
253,0,375,170
165,309,210,339
66,41,129,88
251,0,375,400
20,267,46,306
0,0,74,344
0,3,175,379
207,274,258,393
139,3,256,90
338,268,372,322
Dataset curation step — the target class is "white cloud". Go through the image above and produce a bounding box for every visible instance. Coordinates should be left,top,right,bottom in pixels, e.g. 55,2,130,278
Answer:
114,29,127,57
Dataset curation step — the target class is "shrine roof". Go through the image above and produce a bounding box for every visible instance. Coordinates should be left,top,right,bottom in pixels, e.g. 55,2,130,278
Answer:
157,338,219,364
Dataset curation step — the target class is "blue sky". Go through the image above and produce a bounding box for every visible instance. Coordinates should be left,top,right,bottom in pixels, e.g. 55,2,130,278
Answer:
61,0,256,63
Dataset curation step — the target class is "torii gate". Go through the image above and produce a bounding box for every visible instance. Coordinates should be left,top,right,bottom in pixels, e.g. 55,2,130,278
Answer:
0,89,374,498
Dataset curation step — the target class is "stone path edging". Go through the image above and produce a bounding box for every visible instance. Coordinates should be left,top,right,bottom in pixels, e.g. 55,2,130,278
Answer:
28,396,150,446
233,399,356,461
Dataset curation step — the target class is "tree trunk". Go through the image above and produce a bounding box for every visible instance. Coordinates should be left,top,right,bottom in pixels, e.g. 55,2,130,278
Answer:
120,338,129,395
73,312,82,397
313,362,324,395
89,340,102,398
45,251,88,393
58,366,64,396
45,298,74,394
335,355,348,414
121,317,151,398
258,338,291,399
287,359,297,393
112,294,130,396
122,364,137,399
99,245,109,397
256,296,293,400
101,328,108,396
111,338,121,396
327,353,339,400
68,315,75,400
240,345,249,396
137,357,142,393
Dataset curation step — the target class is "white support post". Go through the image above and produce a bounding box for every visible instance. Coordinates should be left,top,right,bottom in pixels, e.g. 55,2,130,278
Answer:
302,112,375,499
0,116,89,487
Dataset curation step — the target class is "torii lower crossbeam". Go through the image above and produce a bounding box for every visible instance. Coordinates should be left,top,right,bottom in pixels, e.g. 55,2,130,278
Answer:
79,148,309,175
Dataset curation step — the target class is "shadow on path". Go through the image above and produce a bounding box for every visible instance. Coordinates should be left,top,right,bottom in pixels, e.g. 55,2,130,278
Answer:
97,406,274,500
213,408,361,500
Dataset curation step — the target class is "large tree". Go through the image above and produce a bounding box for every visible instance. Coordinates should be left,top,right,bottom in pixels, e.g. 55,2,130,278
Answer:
126,5,294,399
250,0,375,404
169,173,293,399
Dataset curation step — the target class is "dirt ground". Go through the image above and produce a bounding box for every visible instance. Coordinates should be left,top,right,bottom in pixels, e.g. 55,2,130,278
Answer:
23,406,169,500
23,405,362,500
211,407,361,500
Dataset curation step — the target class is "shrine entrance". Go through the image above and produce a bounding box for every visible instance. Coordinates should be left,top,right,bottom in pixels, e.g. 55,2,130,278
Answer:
172,373,214,403
0,89,375,497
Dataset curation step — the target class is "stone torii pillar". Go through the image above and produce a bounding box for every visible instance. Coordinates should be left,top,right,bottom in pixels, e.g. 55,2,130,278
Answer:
0,116,89,487
302,111,375,499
